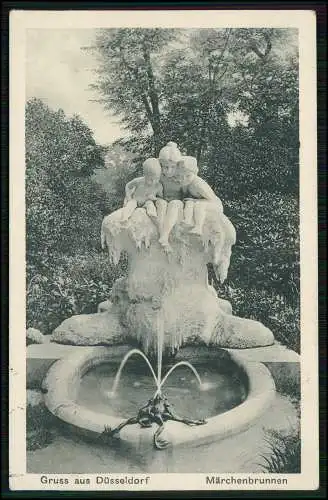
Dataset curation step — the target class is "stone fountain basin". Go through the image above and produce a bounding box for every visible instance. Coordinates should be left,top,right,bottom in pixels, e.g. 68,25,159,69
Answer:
42,346,276,449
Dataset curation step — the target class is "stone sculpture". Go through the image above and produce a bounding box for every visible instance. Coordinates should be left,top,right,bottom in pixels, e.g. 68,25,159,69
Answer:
51,141,274,355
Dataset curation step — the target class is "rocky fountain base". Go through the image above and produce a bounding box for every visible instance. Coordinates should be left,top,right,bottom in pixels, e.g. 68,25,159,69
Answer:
51,207,274,352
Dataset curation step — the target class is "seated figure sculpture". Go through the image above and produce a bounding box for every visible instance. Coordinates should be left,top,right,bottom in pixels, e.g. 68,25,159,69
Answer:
176,155,235,281
156,142,184,250
178,155,223,234
121,158,163,221
156,146,228,254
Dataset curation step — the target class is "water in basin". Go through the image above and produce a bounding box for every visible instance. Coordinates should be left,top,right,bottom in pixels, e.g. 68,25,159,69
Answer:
77,359,247,421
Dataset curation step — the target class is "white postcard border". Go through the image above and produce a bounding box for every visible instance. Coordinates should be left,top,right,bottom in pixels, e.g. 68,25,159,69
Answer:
9,9,318,491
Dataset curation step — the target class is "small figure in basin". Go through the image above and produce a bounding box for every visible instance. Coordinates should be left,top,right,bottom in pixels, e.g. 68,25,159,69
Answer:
121,158,163,221
101,392,206,450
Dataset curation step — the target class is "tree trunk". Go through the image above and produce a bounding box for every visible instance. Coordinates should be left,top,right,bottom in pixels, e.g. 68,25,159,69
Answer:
143,44,162,155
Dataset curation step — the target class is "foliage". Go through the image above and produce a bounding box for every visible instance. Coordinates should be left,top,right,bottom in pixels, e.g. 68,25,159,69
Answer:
224,192,299,297
90,28,178,154
207,191,300,352
267,364,300,402
25,100,130,334
90,28,299,196
27,251,127,334
92,144,139,213
215,284,300,353
26,397,57,451
26,98,109,256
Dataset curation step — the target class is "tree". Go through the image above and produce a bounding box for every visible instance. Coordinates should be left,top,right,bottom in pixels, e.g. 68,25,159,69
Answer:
92,144,138,213
90,28,298,194
89,28,177,155
203,47,299,197
26,98,108,257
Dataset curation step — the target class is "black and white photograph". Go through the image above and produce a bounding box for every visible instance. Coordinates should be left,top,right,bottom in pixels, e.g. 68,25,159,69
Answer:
9,9,318,491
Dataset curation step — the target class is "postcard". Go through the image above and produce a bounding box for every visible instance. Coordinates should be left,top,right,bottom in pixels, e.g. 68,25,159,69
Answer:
9,8,318,491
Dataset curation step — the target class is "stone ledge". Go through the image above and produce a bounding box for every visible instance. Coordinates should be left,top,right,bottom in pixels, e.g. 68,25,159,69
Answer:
26,340,299,390
26,340,131,389
27,337,132,360
225,342,300,363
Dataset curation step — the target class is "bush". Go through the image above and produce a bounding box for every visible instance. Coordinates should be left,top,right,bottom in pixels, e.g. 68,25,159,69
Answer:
260,427,301,473
224,191,299,297
212,284,300,353
266,363,300,402
26,393,57,451
26,98,110,256
27,251,128,334
92,144,138,214
208,190,300,352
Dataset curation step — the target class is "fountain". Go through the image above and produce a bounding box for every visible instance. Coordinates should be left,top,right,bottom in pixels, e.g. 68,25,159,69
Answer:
101,346,206,449
44,143,277,455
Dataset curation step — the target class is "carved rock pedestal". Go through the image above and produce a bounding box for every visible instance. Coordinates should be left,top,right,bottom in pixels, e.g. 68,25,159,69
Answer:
51,207,274,353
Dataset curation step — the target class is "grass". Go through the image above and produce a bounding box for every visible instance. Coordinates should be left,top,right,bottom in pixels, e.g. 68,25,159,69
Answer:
26,395,57,451
259,391,301,474
260,427,301,473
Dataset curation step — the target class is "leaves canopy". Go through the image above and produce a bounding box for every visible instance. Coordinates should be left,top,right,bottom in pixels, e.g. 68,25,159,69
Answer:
26,98,108,256
90,28,298,196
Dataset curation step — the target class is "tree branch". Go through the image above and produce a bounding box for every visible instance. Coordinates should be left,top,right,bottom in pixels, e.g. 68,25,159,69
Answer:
119,46,158,137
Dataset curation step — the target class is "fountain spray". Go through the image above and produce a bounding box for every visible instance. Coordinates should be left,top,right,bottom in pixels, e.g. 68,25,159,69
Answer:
101,310,207,450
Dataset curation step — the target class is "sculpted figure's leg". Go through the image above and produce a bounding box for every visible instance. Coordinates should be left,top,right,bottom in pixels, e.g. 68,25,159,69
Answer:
121,199,138,221
153,416,169,450
164,403,207,426
159,200,183,251
144,200,158,218
182,200,194,226
155,199,168,230
190,200,209,235
102,416,139,439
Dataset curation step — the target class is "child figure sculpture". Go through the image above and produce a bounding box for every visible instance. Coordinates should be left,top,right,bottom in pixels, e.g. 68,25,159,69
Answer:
177,155,236,282
178,156,224,235
121,158,163,221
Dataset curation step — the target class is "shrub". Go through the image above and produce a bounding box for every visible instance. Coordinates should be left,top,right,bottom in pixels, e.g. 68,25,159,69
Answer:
92,144,138,214
26,393,57,451
224,191,299,298
212,284,300,353
266,363,301,402
208,190,300,352
26,98,110,256
27,251,128,334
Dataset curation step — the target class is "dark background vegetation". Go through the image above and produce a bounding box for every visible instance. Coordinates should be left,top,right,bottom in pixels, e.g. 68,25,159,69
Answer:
26,27,300,352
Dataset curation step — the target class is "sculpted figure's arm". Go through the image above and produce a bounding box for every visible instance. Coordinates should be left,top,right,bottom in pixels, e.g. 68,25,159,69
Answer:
156,183,164,200
123,177,141,206
187,177,217,201
187,177,223,212
147,183,164,202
